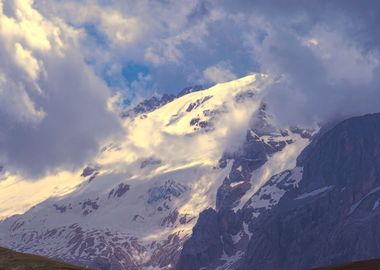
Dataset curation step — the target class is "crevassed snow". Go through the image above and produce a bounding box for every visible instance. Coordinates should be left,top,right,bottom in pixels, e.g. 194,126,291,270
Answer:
0,74,287,268
0,74,314,269
0,74,267,220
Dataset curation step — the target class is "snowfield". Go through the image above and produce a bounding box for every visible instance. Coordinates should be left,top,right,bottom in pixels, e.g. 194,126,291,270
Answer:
0,74,313,269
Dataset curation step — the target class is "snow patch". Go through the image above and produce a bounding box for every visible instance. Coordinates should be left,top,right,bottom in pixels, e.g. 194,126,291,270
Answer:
295,185,334,200
349,186,380,215
235,132,309,211
230,181,245,188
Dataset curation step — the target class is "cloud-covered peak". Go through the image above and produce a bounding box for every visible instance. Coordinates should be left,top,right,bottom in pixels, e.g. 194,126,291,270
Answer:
2,0,380,177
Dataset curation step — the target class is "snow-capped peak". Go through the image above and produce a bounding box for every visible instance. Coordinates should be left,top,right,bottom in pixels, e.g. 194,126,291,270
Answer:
0,74,310,270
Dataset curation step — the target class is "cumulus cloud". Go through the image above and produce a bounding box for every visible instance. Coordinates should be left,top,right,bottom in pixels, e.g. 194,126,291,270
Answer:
28,0,380,111
2,0,380,178
35,0,249,93
238,0,380,127
203,62,237,83
0,0,120,178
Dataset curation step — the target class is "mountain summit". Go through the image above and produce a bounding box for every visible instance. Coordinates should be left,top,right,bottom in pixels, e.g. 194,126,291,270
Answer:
0,74,310,269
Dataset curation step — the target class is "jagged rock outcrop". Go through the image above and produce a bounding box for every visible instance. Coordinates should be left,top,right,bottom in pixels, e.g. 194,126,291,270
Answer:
216,103,293,211
177,209,243,270
122,94,175,118
239,113,380,269
177,113,380,270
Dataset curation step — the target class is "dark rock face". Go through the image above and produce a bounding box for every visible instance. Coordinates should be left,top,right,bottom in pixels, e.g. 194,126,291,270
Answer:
176,103,296,269
289,126,315,140
81,166,96,177
81,199,99,216
80,166,99,182
121,85,203,118
176,209,222,270
53,204,68,213
147,180,187,204
216,102,293,211
140,157,161,168
108,183,130,198
239,113,380,270
176,209,243,270
122,94,175,118
177,113,380,270
186,95,213,112
176,85,204,98
216,127,287,210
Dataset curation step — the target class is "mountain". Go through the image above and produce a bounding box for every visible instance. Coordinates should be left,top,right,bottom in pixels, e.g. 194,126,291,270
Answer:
177,113,380,270
0,74,312,269
0,246,88,270
121,85,204,119
2,74,377,270
176,85,204,98
239,113,380,269
121,94,175,118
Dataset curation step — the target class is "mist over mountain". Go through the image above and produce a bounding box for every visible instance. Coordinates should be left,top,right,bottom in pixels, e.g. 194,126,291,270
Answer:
1,1,380,270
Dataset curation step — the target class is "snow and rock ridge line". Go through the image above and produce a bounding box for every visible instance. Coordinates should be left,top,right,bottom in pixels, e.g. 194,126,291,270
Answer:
0,74,313,270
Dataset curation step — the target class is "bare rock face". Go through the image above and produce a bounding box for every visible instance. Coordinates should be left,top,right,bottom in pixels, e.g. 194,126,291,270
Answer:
177,113,380,270
176,209,222,270
176,85,203,98
239,113,380,270
176,209,244,270
122,94,175,118
216,132,269,211
121,85,203,119
216,103,290,211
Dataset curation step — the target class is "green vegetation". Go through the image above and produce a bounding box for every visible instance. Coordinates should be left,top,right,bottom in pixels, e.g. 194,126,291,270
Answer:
0,246,90,270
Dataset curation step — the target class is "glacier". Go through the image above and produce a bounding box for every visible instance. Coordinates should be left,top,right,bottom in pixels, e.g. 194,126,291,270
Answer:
0,74,314,269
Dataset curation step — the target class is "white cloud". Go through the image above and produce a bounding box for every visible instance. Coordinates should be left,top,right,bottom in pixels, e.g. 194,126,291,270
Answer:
253,24,380,127
0,0,121,177
34,0,236,91
203,62,237,83
45,2,143,47
14,42,42,80
306,27,378,85
1,0,380,178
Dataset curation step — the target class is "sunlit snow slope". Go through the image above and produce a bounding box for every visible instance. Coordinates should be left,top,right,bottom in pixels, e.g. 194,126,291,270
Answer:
0,74,312,270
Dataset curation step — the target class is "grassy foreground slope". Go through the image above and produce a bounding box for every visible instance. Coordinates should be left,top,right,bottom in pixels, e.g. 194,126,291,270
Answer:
315,259,380,270
0,246,89,270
